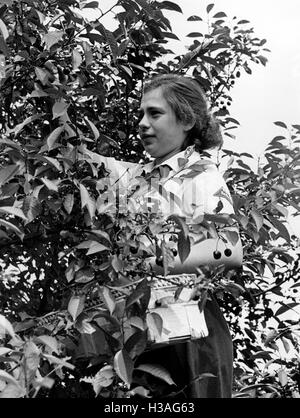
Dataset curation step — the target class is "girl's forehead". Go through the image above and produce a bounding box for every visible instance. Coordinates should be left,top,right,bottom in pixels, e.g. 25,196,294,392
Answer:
140,87,169,109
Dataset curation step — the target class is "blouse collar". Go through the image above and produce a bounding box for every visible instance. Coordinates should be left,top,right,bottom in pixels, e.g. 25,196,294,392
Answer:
143,145,198,175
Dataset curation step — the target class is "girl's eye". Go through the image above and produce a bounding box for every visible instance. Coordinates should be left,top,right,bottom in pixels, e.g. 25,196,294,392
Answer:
150,111,160,117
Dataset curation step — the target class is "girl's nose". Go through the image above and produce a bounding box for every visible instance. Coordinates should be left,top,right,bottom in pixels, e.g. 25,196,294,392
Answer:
139,113,149,130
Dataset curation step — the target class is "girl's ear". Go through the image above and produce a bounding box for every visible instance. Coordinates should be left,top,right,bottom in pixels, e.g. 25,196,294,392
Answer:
183,121,195,132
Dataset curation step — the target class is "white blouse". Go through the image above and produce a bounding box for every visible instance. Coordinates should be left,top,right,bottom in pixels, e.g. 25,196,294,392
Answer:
88,146,234,225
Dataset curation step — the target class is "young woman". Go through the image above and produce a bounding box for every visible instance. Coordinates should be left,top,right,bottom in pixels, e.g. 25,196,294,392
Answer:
99,74,243,397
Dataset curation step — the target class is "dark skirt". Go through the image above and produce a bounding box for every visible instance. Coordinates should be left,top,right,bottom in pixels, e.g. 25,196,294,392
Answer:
133,296,233,398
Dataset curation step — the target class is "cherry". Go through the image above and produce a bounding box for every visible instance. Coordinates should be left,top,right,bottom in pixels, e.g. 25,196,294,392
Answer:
224,248,232,257
130,246,138,254
213,250,222,260
155,257,163,267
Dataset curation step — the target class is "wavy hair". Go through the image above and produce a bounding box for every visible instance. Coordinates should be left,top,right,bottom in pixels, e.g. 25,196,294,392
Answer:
143,74,223,152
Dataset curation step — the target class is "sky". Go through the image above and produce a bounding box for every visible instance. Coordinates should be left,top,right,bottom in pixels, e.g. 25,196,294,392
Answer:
88,1,300,236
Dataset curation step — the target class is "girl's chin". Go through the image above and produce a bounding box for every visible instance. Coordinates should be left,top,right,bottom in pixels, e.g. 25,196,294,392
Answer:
144,145,157,155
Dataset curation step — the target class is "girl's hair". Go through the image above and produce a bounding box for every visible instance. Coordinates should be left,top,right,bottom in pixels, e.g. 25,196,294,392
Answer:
143,74,223,152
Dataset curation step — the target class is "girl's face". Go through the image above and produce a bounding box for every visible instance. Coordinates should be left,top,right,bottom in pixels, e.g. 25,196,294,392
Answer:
138,87,192,163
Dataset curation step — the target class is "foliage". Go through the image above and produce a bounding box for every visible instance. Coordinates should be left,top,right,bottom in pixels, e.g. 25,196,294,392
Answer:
0,0,299,398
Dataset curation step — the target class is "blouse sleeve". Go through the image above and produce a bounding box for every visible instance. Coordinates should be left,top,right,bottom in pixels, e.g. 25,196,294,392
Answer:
100,156,139,185
82,147,139,187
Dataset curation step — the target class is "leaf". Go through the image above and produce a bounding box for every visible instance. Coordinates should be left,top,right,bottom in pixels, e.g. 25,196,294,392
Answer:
0,164,20,186
206,4,214,13
86,241,110,255
213,12,227,18
0,383,25,399
278,369,288,387
24,341,40,382
47,126,64,150
43,354,75,370
224,230,240,246
167,214,189,238
159,1,183,13
0,36,8,56
274,121,288,129
68,295,85,321
135,363,176,386
177,44,202,71
257,55,268,66
268,216,290,243
0,206,27,220
129,386,151,398
113,349,134,387
40,156,62,171
250,209,264,231
98,286,116,315
35,336,59,355
0,347,11,356
177,234,190,264
125,279,149,309
35,10,46,24
281,337,290,354
93,365,115,396
161,31,180,40
35,67,51,85
42,31,64,49
111,255,124,273
72,49,82,70
0,138,22,151
98,132,120,150
35,376,54,390
83,1,99,8
0,315,15,338
79,184,96,219
29,89,49,98
226,117,241,126
272,203,288,217
224,282,245,297
135,0,156,19
124,330,148,359
146,312,163,341
52,100,69,119
187,32,203,38
275,303,298,317
85,117,100,140
89,229,111,244
22,195,42,222
187,15,202,21
63,193,74,214
0,370,20,387
81,41,93,66
0,219,24,239
96,23,118,62
75,268,94,284
0,18,9,39
41,178,59,192
161,241,174,276
251,350,273,361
